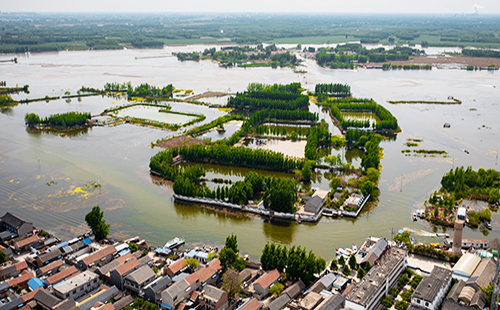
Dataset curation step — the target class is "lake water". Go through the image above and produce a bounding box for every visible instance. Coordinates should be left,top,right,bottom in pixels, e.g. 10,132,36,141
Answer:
1,46,499,260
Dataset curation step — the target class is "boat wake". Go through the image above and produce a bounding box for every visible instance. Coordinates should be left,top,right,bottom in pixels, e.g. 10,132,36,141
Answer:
402,227,441,237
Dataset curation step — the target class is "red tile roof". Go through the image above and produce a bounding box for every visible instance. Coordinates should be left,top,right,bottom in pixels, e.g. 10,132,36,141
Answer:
16,261,28,271
39,259,64,274
115,258,139,275
167,258,186,275
22,287,42,302
239,298,262,310
115,253,133,265
82,246,116,265
8,271,34,287
47,266,79,285
185,273,199,286
254,269,280,290
195,264,217,284
208,259,221,272
15,235,40,248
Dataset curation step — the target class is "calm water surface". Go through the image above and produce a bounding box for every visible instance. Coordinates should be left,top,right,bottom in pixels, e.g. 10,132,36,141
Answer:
1,47,499,260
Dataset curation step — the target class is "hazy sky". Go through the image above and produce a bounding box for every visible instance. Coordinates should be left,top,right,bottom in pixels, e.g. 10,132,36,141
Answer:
1,0,499,14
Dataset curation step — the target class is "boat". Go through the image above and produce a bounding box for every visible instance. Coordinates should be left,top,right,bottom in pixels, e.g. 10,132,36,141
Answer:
352,243,358,253
464,150,469,154
484,222,492,230
336,247,354,258
435,233,449,238
164,237,185,249
412,213,418,221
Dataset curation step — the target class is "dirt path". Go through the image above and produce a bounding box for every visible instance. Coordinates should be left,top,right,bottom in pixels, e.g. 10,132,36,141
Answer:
155,135,208,149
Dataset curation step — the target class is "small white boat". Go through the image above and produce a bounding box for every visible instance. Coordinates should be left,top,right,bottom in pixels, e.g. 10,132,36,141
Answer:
435,233,449,238
165,237,185,249
352,243,358,253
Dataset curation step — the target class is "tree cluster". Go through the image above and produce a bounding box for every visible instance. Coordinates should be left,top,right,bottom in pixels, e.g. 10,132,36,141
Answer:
126,83,173,98
260,242,326,284
25,111,91,128
440,166,500,202
315,83,351,98
85,206,110,241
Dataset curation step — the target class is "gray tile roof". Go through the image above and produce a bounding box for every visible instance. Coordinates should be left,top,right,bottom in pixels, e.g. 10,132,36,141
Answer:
413,266,453,303
113,295,134,310
35,289,62,308
79,286,120,310
203,285,226,302
283,280,305,299
1,212,31,229
125,265,155,285
145,276,172,293
446,280,465,303
466,257,496,290
165,279,190,298
266,294,291,310
316,294,345,310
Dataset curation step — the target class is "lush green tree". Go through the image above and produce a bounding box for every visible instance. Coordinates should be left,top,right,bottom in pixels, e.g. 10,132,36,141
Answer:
269,282,284,296
338,256,345,266
395,301,409,310
0,250,6,264
85,206,110,240
489,188,500,204
364,261,372,271
329,177,341,189
341,264,351,276
129,242,139,252
185,257,199,270
356,268,366,279
330,259,338,271
348,254,357,270
225,234,239,253
25,113,41,127
361,180,375,196
366,168,380,183
302,160,313,180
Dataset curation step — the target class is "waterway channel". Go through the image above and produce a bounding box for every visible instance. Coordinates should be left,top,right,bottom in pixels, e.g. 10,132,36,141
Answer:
0,46,499,260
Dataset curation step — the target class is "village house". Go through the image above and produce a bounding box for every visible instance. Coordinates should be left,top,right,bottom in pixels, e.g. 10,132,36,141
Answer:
123,265,156,295
252,269,281,297
236,298,262,310
199,285,229,310
165,258,187,278
34,289,78,310
411,266,453,310
14,234,41,253
108,257,140,290
77,245,117,270
35,249,63,267
144,276,172,305
53,271,100,300
0,213,33,238
0,261,28,281
45,266,79,286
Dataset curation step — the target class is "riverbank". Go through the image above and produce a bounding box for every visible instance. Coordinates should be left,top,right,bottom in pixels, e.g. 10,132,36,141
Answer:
372,56,500,68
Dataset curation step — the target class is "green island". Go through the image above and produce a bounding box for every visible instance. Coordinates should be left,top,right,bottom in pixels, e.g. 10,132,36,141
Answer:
24,111,91,131
382,63,432,70
0,84,30,108
315,44,422,69
150,82,390,221
176,44,299,68
423,166,500,228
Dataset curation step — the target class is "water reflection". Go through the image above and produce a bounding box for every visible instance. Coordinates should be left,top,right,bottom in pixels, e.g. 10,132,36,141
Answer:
262,219,297,245
26,126,90,138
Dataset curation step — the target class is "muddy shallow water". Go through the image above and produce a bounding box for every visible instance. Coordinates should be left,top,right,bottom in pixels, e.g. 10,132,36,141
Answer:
0,46,499,260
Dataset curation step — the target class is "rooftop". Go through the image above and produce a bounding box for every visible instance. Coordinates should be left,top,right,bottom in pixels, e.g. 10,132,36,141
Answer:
125,265,155,285
47,266,79,285
1,212,31,229
267,293,291,310
237,298,261,310
254,269,280,290
54,271,98,295
202,285,225,302
316,294,345,310
452,253,481,278
167,258,186,275
115,258,139,275
299,291,323,310
82,246,116,266
15,234,40,248
346,247,407,306
413,266,453,302
145,276,172,293
466,257,496,290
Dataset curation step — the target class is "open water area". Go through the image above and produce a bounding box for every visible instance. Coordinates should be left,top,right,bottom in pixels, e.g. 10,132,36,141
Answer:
0,46,499,260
